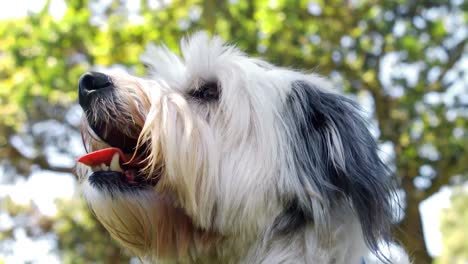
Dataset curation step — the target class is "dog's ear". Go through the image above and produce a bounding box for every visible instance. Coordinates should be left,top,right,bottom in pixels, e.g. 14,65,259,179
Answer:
283,80,393,257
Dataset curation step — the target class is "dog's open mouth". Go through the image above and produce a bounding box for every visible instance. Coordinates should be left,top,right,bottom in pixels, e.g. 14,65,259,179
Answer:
79,148,140,181
78,122,159,191
78,147,158,191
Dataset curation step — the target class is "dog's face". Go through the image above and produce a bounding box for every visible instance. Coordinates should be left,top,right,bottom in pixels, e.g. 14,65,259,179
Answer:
77,33,393,261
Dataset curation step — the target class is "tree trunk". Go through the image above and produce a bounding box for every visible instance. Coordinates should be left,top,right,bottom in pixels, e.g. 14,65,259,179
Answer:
395,191,433,264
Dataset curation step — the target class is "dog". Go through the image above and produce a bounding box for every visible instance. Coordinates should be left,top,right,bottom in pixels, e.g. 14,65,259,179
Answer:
76,32,409,263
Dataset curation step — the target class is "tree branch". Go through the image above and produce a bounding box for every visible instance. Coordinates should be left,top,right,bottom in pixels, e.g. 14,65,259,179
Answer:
428,39,467,92
1,144,74,175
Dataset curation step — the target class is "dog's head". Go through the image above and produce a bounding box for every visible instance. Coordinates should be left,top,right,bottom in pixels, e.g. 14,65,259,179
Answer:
77,33,394,261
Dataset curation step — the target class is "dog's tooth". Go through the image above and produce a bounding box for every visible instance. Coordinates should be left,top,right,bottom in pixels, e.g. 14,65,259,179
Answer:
110,153,122,172
101,163,108,171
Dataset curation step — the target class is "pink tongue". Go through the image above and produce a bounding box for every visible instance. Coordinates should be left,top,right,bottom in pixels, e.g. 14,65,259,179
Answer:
77,147,140,167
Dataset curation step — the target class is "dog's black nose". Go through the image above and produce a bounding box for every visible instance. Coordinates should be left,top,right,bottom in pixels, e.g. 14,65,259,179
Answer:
78,72,113,109
79,72,112,91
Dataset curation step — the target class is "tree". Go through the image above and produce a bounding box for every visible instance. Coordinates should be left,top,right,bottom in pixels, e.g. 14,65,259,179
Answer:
0,0,466,263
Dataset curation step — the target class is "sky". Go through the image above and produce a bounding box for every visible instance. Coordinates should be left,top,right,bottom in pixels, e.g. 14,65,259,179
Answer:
0,0,463,261
0,0,66,20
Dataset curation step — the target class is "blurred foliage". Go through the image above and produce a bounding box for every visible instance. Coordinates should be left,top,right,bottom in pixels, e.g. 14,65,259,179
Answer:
52,198,131,264
0,0,466,263
0,195,129,263
435,190,468,264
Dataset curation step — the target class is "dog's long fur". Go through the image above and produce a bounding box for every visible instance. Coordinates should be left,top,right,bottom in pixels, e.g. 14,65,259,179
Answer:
77,33,409,263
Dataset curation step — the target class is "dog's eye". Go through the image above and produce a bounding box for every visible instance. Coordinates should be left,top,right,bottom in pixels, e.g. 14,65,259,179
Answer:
188,81,220,101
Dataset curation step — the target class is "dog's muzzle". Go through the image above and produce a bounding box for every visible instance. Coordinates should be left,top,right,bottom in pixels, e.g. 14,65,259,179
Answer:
77,72,158,191
78,71,113,110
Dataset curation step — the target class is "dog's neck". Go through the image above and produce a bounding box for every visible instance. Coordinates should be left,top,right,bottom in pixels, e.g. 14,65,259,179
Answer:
143,214,370,264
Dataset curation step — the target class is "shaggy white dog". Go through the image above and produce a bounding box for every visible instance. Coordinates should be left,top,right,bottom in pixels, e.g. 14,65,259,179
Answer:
76,33,409,264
